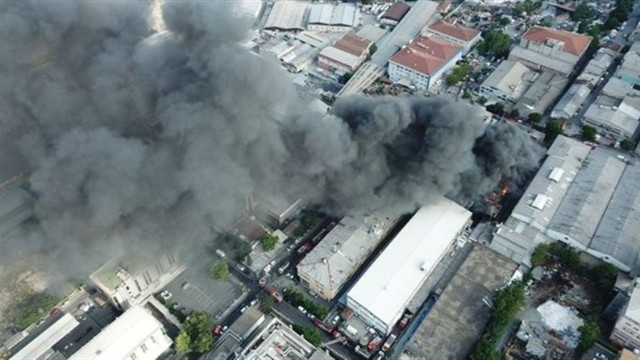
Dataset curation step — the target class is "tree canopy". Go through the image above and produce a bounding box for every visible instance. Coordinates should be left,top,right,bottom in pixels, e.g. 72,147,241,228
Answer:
303,327,323,347
581,125,598,141
576,316,600,355
210,260,229,281
179,311,215,354
620,138,635,151
485,102,505,116
528,112,542,123
572,3,593,22
175,332,192,354
446,63,472,86
477,31,512,59
544,121,563,146
261,233,278,251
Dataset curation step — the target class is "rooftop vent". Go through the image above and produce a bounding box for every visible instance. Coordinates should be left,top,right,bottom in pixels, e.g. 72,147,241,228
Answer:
548,167,564,182
532,194,548,210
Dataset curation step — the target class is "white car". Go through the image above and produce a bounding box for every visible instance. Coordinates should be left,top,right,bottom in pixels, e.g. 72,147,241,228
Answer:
298,306,307,314
236,264,246,271
160,290,172,300
240,306,249,313
250,299,259,307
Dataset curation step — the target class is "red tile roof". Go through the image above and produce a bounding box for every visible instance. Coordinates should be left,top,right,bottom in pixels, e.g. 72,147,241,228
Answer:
522,26,592,56
334,33,372,57
390,36,462,75
427,20,480,42
381,2,411,22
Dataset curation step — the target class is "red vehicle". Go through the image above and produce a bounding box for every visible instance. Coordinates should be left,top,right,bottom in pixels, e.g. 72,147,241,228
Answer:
269,288,283,302
213,325,222,335
398,316,409,329
297,242,311,254
258,277,267,287
367,336,382,352
382,334,397,351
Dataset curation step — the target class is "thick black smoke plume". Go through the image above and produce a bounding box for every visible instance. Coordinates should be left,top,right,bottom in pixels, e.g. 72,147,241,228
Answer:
0,1,543,272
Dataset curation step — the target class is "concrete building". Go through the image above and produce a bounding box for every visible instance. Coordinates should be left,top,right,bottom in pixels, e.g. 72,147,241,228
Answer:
346,198,471,334
318,33,372,75
356,24,388,43
297,213,396,300
479,60,537,103
584,95,640,141
612,283,640,351
90,252,184,310
422,20,481,54
307,3,359,32
264,1,308,32
256,196,302,228
493,136,640,272
9,313,79,360
577,47,616,87
509,26,592,76
380,2,411,27
551,83,591,119
239,318,333,359
69,306,171,360
515,70,569,116
295,31,330,48
388,36,463,91
208,308,267,360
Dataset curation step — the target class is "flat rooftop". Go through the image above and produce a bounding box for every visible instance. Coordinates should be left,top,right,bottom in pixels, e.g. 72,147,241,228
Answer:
347,197,471,329
410,246,517,359
240,318,322,360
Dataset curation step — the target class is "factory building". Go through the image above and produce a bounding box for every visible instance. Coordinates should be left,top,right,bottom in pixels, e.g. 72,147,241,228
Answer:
297,213,396,300
388,36,463,91
380,2,411,27
492,136,640,272
307,3,360,32
69,306,172,360
8,313,79,360
479,60,537,103
509,26,592,76
318,33,373,75
346,198,471,334
551,83,591,119
264,1,308,32
422,20,481,54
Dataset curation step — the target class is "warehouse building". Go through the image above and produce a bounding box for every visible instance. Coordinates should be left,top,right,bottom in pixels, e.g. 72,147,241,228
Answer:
380,2,411,27
515,70,569,116
307,3,359,32
509,26,592,76
318,33,373,74
422,20,481,54
297,213,396,300
388,36,463,91
69,306,172,360
9,313,79,360
492,136,640,272
346,198,471,334
551,83,591,119
583,95,640,141
479,60,537,103
577,47,616,87
264,1,308,32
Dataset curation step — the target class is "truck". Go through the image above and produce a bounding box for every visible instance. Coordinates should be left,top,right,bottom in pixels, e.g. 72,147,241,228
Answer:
345,325,358,336
367,336,382,352
278,262,290,275
269,288,283,302
382,334,397,351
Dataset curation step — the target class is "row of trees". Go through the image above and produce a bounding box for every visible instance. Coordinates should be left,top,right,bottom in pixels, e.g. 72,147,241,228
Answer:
292,325,323,346
175,311,215,355
469,281,526,360
604,0,635,30
285,287,329,319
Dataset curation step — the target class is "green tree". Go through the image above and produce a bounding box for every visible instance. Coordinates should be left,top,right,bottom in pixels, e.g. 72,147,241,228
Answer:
477,96,488,105
369,43,377,55
339,72,353,85
576,316,600,355
446,63,472,86
572,3,593,22
531,243,549,267
477,31,512,59
528,112,542,123
485,102,505,116
260,296,276,313
499,17,511,26
303,327,323,346
182,311,214,354
509,108,520,119
195,332,214,353
462,89,472,99
587,263,618,291
175,331,192,354
577,21,589,34
11,293,61,329
620,138,635,151
261,233,278,251
544,121,564,146
581,125,598,141
210,260,229,281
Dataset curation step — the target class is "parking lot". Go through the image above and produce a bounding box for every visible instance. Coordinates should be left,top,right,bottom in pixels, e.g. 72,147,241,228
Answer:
580,343,616,360
163,267,244,320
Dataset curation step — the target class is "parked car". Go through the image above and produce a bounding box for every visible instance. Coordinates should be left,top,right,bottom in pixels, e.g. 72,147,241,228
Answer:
236,264,246,272
297,306,307,315
160,290,172,300
240,306,249,313
213,325,222,335
250,299,259,307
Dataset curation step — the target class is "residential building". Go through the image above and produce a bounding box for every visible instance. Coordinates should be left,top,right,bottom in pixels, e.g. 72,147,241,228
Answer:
612,283,640,351
90,252,184,310
422,20,481,54
509,26,592,76
69,306,172,360
318,33,373,74
479,60,537,103
297,213,396,300
551,83,591,119
380,2,411,26
264,1,308,32
9,313,79,360
346,197,471,334
388,36,463,91
307,3,359,32
492,136,640,272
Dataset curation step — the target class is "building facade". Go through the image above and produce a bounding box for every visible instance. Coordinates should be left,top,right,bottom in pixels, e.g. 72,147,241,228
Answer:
612,284,640,351
422,20,481,54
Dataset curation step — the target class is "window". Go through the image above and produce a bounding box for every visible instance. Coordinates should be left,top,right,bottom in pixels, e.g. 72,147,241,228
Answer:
141,343,148,353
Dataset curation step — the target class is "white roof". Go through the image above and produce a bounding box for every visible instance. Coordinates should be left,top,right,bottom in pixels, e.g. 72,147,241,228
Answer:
264,1,308,31
10,313,79,360
70,306,171,360
481,60,536,100
347,198,470,329
308,3,358,27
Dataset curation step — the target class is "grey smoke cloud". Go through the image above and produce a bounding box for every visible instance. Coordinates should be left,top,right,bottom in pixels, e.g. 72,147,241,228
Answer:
0,1,543,273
